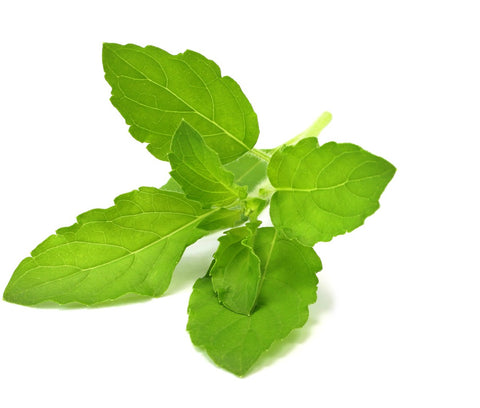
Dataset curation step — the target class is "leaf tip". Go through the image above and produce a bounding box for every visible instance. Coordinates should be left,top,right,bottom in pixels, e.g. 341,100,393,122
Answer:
3,287,12,303
3,283,24,306
102,42,119,56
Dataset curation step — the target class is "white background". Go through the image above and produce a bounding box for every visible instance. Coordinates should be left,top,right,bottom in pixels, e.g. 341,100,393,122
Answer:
1,1,479,406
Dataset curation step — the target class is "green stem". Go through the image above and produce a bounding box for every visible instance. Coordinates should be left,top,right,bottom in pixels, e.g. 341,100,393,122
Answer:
268,111,333,157
284,111,332,146
237,112,333,221
241,179,275,222
251,228,278,313
251,148,272,162
249,112,332,162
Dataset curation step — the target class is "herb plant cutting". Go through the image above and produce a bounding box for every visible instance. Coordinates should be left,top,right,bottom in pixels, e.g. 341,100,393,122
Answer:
3,43,396,376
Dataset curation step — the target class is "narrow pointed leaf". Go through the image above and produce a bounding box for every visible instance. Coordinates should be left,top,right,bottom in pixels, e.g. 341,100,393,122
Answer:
3,188,233,306
268,138,396,245
187,227,322,376
103,43,259,163
169,121,247,208
210,222,261,315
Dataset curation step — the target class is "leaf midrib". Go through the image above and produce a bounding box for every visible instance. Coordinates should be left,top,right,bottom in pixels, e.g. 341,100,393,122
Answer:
108,47,252,153
12,207,219,293
251,229,278,310
173,154,241,200
275,165,392,192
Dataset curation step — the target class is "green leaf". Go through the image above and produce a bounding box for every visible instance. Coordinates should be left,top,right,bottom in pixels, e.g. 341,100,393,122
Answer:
268,138,396,245
103,43,259,163
160,177,184,193
160,176,258,228
224,152,268,193
197,208,247,231
162,152,268,196
3,188,234,306
169,121,247,208
210,222,261,316
187,227,322,376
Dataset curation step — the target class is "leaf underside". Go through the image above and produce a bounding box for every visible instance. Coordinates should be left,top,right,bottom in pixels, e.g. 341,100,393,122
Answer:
3,188,242,306
187,227,322,376
268,138,396,246
103,43,259,163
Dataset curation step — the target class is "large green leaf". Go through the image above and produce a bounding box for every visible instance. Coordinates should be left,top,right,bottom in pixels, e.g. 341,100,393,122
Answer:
3,188,237,306
187,227,322,376
210,222,261,316
103,43,259,163
268,138,396,245
169,121,247,208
